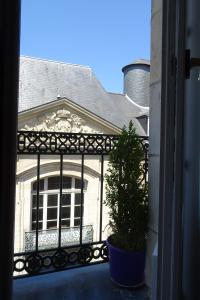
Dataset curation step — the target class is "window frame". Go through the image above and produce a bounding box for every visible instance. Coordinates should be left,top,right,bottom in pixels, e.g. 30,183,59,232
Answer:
31,176,86,231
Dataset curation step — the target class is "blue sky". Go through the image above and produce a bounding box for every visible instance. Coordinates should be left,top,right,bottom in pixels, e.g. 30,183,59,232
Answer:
20,0,151,93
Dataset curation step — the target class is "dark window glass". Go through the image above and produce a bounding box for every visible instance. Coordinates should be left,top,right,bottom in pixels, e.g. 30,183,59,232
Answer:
48,194,58,206
32,179,44,191
61,194,71,206
32,195,43,208
74,219,80,226
48,176,60,190
32,221,43,230
74,206,81,218
47,221,57,229
47,207,57,220
48,176,72,190
75,193,83,205
63,177,72,189
61,207,70,219
61,219,70,227
38,209,43,221
32,210,36,221
32,208,43,221
75,179,85,189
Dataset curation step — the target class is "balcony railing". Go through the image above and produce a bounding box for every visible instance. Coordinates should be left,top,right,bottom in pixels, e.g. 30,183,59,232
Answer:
14,131,148,278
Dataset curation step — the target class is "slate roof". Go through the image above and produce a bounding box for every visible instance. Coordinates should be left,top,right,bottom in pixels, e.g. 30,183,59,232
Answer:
18,56,148,135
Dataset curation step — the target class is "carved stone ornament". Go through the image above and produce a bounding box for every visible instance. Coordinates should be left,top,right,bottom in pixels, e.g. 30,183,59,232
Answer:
20,108,101,133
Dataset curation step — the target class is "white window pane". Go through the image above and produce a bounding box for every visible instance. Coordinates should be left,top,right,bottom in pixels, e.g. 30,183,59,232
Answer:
61,194,71,206
75,193,84,205
74,219,80,226
32,195,43,208
32,221,43,230
32,179,44,192
75,178,85,189
61,207,70,219
47,207,57,220
48,176,60,190
63,176,72,189
74,206,81,218
47,194,57,206
32,208,43,221
61,219,70,227
47,221,57,229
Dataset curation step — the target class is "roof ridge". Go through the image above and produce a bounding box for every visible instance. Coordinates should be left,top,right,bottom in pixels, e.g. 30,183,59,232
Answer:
20,55,91,70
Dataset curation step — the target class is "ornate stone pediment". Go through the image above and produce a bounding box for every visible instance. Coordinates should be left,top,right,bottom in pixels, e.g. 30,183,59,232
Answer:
19,107,101,133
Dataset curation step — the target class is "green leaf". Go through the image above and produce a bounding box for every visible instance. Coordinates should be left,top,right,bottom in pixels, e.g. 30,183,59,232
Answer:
105,120,148,251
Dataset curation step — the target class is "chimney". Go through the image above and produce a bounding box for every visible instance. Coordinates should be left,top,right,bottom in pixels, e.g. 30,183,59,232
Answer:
122,59,150,107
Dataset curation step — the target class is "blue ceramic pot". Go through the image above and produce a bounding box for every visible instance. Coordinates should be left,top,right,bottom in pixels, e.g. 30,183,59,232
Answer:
106,237,146,287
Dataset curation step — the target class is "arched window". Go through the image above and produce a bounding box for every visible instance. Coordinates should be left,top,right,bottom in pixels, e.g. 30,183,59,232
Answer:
31,176,86,231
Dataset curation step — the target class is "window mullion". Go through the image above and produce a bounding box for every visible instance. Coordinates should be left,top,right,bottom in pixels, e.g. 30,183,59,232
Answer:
43,179,48,230
71,192,75,227
57,193,60,229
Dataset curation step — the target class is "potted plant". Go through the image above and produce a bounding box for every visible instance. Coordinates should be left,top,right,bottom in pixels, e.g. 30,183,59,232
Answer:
105,120,148,287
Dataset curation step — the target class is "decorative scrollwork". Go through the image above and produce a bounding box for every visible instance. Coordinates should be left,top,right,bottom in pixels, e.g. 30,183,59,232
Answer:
100,243,109,262
17,131,119,155
52,249,68,269
19,108,102,134
92,247,101,259
13,242,109,276
25,254,42,274
42,255,52,268
78,247,93,264
68,251,78,264
14,258,25,272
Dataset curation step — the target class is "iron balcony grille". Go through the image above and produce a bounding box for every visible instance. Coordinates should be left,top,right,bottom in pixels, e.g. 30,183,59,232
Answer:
17,131,119,155
14,131,149,278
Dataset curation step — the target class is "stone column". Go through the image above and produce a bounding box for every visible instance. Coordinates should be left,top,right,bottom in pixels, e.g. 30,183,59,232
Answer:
146,0,162,294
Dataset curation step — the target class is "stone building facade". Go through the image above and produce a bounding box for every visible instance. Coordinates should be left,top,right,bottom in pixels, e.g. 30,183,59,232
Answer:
14,56,150,255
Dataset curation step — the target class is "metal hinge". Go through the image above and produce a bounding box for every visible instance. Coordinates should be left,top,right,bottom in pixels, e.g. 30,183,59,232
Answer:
185,49,200,79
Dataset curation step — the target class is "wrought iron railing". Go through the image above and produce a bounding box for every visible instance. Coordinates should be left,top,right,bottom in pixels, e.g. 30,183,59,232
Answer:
14,131,148,278
17,131,119,155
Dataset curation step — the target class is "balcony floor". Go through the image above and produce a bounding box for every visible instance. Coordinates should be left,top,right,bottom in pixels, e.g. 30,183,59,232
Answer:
13,263,149,300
